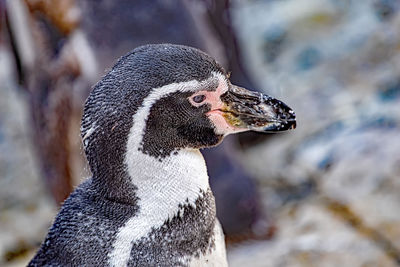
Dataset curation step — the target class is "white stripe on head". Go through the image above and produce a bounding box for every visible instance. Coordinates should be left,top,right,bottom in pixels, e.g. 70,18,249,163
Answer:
108,72,225,266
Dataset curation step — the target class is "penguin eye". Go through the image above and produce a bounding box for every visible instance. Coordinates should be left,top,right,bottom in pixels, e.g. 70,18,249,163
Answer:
192,95,206,104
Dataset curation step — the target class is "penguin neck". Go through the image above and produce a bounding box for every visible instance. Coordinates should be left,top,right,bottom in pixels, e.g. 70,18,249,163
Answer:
125,146,210,209
89,142,210,214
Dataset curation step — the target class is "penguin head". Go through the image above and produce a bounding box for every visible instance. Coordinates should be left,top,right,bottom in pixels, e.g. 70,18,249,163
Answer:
81,44,296,176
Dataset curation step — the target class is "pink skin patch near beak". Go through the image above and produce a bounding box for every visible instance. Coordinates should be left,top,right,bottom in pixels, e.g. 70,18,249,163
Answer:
189,78,245,135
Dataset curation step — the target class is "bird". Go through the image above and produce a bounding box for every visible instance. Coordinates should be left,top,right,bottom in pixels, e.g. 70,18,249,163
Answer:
28,44,296,266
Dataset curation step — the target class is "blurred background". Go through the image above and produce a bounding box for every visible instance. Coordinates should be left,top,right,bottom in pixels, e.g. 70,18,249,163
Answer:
1,0,400,266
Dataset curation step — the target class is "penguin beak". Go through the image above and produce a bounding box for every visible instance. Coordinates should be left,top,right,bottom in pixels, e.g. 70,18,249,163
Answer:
219,85,296,132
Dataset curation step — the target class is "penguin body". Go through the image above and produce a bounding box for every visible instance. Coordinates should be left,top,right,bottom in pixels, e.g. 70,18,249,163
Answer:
29,44,295,266
30,180,225,266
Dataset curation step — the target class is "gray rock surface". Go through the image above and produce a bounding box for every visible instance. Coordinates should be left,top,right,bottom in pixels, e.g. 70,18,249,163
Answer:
228,0,400,266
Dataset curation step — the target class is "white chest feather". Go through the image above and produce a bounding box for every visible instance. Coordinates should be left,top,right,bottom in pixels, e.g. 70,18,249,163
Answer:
108,150,210,266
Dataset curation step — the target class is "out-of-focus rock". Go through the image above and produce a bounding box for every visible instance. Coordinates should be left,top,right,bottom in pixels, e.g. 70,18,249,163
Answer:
228,201,397,267
229,0,400,265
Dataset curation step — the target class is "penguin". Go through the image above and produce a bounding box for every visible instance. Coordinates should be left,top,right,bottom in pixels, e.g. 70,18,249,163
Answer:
28,44,296,266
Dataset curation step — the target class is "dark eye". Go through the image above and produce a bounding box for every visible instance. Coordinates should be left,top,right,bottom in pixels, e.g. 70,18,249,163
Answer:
192,95,206,103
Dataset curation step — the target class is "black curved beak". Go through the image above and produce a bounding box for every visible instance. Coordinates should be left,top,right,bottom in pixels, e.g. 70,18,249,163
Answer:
220,85,296,132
